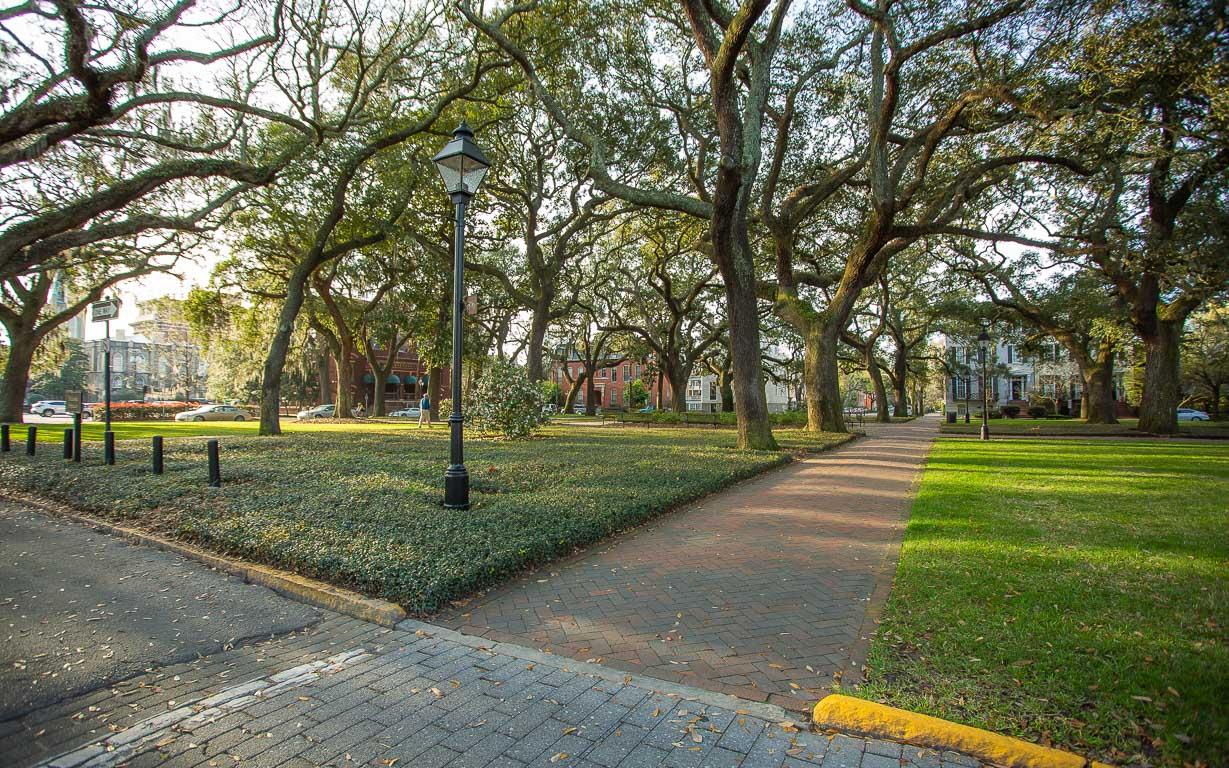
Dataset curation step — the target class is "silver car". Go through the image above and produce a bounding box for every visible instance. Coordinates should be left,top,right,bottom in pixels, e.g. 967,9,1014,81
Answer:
176,404,250,422
295,404,335,420
1177,408,1210,422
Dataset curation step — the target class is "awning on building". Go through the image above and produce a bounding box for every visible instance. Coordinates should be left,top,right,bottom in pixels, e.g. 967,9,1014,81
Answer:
403,375,417,385
361,373,375,384
387,374,401,384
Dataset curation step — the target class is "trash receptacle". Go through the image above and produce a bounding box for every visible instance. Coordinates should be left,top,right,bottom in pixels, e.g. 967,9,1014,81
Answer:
946,411,957,424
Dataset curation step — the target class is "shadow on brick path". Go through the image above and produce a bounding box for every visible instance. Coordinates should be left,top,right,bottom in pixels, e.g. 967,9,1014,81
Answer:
437,416,939,711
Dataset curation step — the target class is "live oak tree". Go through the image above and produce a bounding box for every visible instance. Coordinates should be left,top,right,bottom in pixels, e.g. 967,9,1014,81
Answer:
466,91,629,381
461,0,789,449
0,245,179,422
0,0,308,282
597,215,724,413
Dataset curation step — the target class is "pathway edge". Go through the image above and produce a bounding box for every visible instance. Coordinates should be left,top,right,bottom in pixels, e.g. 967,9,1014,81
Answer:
812,694,1114,768
0,490,407,627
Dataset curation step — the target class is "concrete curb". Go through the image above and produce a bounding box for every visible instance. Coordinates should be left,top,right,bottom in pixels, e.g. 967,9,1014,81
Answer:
0,491,407,627
812,694,1114,768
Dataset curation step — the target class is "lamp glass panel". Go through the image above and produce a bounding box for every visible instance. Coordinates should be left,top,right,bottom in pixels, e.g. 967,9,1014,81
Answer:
434,154,465,194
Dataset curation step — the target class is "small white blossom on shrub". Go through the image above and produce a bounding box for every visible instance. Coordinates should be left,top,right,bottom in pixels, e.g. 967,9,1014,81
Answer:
468,360,547,438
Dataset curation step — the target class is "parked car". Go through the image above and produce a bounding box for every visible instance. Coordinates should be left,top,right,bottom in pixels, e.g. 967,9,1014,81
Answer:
176,404,251,422
542,403,558,415
389,407,421,418
1177,408,1210,422
637,405,656,413
572,404,602,415
28,400,67,417
295,404,335,420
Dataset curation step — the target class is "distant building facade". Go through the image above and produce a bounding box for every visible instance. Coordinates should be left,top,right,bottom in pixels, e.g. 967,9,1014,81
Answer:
83,301,207,401
325,344,446,413
549,354,672,410
941,334,1132,417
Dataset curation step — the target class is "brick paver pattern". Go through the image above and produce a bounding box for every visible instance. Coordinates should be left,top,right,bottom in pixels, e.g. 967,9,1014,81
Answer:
5,614,986,768
438,417,938,710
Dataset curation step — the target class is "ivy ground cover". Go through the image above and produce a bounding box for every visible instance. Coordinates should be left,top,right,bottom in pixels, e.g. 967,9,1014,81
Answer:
0,424,847,614
857,438,1229,767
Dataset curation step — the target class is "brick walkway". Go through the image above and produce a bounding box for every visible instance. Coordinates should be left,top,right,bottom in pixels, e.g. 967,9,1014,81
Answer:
437,417,937,711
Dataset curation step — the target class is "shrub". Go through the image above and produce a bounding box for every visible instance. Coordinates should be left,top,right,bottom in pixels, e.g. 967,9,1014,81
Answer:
467,360,547,438
1027,406,1047,418
1001,405,1021,418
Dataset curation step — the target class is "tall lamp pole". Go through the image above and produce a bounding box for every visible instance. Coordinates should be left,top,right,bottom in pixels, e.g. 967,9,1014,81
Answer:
978,325,992,440
432,122,490,510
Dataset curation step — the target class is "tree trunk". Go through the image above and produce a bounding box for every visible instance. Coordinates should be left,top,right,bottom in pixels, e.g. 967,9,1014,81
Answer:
316,350,330,406
1138,319,1183,434
259,267,315,435
334,341,354,418
724,279,776,448
656,373,664,408
584,367,598,416
867,357,890,423
563,371,586,412
719,357,734,412
526,302,550,381
429,366,443,423
891,351,909,417
372,380,386,417
1081,352,1119,425
0,330,36,423
669,369,688,413
804,322,847,433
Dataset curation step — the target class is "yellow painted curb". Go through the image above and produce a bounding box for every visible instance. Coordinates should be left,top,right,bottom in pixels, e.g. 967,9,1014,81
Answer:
1,491,407,627
813,694,1105,768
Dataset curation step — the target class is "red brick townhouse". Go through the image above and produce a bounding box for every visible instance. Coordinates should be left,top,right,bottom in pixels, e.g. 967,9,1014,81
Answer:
325,344,450,413
549,354,674,409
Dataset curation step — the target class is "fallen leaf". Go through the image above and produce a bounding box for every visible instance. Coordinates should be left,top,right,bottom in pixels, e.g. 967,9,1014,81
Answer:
562,727,577,735
550,753,569,763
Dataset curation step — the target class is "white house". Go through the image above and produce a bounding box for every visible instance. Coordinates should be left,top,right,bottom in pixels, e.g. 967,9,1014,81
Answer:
684,373,791,413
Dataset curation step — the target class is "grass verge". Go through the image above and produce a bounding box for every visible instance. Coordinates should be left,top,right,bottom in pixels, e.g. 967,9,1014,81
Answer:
0,424,849,614
856,438,1228,767
940,418,1229,438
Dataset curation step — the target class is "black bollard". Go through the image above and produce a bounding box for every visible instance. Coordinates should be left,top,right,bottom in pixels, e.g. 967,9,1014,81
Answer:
63,428,73,459
104,430,115,465
73,413,82,462
1,423,9,452
152,436,163,475
26,426,36,455
207,439,221,487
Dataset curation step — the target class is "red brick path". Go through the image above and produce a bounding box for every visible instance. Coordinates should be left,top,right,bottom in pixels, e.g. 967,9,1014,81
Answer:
436,416,938,711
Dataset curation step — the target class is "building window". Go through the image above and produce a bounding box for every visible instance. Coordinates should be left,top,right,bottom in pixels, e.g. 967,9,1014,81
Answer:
623,364,630,379
1006,345,1013,364
598,367,606,379
687,379,702,400
611,368,618,382
953,378,968,399
708,382,717,401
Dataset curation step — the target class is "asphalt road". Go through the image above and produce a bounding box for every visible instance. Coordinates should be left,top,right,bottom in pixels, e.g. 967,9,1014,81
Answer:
0,501,321,721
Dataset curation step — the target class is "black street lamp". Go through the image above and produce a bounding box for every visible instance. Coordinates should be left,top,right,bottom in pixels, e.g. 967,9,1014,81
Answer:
978,325,992,440
432,121,490,510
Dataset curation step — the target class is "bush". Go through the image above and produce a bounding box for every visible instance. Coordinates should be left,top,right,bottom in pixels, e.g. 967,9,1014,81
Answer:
1001,405,1021,418
88,401,203,421
1027,406,1047,418
467,360,547,438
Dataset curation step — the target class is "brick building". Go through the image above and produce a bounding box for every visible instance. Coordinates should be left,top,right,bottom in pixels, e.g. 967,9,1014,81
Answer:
326,344,449,413
549,354,674,410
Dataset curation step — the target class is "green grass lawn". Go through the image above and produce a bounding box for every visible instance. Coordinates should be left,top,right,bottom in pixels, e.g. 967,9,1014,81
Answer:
940,417,1229,438
0,424,849,614
857,438,1228,766
7,417,447,442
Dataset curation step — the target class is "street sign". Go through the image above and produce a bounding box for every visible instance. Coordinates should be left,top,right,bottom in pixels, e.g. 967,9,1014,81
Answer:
64,390,82,414
90,297,121,322
465,294,477,316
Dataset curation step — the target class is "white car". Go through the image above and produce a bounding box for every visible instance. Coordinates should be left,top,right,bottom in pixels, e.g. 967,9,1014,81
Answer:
1177,408,1210,422
29,400,67,417
295,404,335,420
175,404,251,422
389,407,421,418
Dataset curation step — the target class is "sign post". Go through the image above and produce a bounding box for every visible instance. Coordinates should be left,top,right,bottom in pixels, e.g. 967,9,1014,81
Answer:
90,298,121,433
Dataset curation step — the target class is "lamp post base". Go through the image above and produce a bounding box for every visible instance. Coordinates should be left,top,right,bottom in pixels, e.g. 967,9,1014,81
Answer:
980,424,990,440
444,465,470,509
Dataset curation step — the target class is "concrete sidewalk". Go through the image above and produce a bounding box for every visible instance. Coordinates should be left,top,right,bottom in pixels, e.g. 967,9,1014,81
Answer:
437,417,938,710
